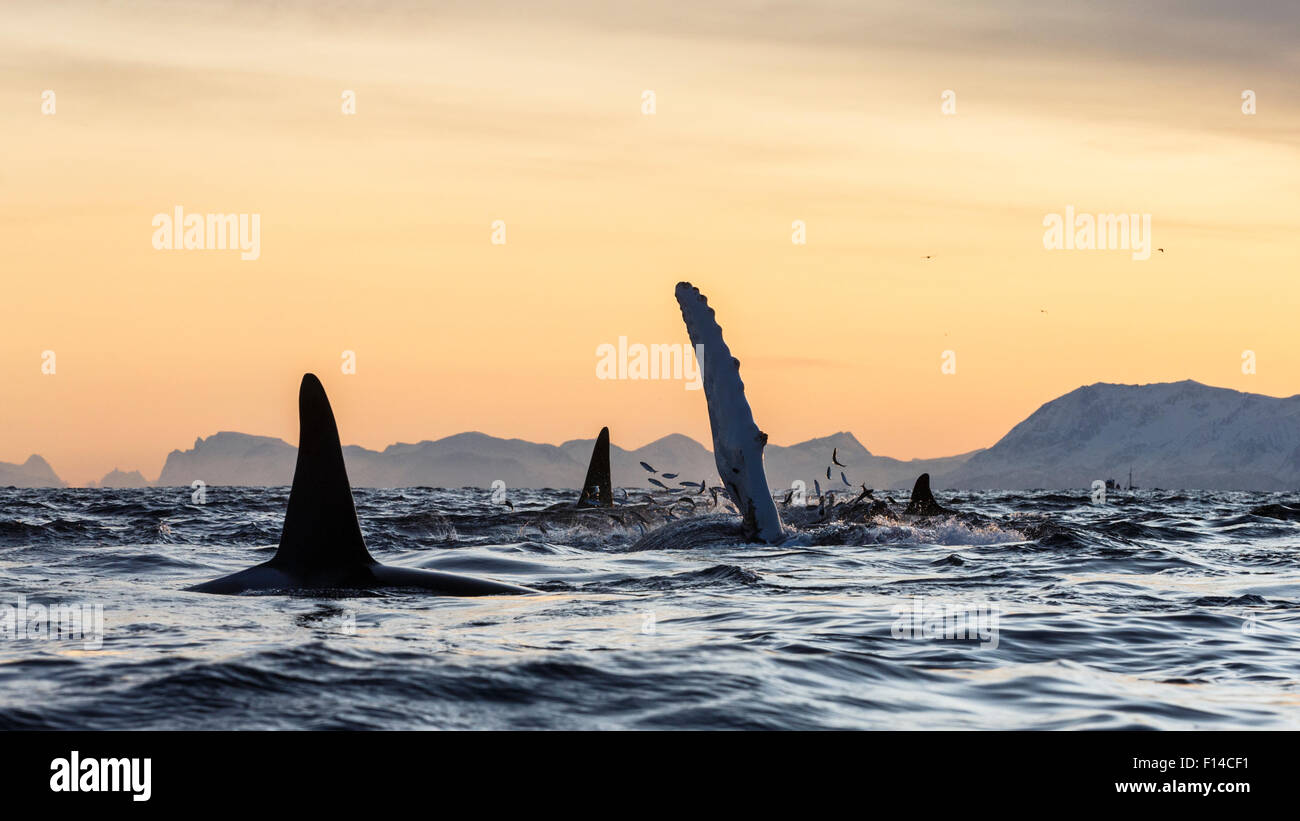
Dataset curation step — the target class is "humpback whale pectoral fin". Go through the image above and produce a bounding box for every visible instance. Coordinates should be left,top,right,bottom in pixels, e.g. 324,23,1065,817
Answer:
724,478,757,540
740,498,760,541
269,373,376,583
674,281,784,544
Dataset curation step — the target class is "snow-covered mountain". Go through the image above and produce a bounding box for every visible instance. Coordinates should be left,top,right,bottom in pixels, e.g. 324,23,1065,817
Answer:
937,380,1300,490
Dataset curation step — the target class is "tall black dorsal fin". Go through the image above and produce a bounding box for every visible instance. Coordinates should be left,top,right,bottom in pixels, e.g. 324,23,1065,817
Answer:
271,374,375,574
904,472,945,516
576,426,613,507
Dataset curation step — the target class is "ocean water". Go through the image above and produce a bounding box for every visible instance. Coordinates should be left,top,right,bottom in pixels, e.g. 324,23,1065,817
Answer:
0,486,1297,730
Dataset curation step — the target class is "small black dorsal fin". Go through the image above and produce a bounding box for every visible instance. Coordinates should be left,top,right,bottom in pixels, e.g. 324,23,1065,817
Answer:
904,472,945,516
271,374,375,574
576,426,613,507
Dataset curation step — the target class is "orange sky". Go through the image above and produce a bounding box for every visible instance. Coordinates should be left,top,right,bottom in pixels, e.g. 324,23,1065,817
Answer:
2,1,1298,486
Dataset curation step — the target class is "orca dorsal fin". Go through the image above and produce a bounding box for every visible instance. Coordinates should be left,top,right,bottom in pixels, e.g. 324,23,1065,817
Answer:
577,426,613,507
904,472,945,516
271,374,375,574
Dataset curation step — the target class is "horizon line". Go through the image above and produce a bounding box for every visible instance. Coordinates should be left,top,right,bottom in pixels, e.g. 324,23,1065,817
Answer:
7,376,1299,484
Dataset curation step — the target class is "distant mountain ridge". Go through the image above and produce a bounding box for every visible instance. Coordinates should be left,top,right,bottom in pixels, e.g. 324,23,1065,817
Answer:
0,455,65,488
764,432,979,492
93,468,149,488
155,433,297,488
151,429,971,491
8,381,1300,490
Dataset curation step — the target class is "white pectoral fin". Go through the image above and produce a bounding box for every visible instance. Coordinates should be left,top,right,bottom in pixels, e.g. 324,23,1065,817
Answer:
675,282,784,543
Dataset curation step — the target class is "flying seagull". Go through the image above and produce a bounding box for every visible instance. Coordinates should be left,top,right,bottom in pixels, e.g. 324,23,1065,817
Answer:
639,461,656,473
832,448,846,467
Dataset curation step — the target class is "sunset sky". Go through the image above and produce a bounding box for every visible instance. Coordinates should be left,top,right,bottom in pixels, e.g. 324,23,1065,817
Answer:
2,0,1298,486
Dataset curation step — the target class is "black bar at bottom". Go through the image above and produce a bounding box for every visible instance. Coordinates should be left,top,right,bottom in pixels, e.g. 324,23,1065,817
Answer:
0,731,1285,808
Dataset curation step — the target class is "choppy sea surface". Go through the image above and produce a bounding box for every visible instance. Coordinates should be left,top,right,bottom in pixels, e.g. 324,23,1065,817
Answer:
0,486,1297,730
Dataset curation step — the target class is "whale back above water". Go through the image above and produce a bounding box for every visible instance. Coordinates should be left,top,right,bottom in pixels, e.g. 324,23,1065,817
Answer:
188,374,533,596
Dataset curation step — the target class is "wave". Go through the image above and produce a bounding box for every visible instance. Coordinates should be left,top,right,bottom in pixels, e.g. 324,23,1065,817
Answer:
1,486,1298,730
